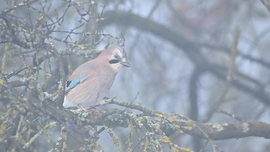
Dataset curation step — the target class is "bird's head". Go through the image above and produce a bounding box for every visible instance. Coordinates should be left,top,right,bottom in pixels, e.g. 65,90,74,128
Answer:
100,45,130,71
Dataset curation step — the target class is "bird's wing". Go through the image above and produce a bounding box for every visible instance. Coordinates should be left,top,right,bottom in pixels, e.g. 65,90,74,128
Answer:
65,60,98,93
52,75,87,102
65,76,86,94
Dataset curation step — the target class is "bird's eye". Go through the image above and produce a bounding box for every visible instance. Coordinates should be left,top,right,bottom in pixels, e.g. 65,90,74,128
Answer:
114,53,119,59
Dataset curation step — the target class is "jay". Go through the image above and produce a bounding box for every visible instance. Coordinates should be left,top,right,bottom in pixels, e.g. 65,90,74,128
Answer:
62,45,130,108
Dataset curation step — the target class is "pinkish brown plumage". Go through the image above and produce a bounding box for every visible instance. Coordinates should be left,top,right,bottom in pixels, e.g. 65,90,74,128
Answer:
63,46,130,108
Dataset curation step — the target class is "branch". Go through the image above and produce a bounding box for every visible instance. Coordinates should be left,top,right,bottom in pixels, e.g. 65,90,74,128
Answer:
68,99,270,140
261,0,270,13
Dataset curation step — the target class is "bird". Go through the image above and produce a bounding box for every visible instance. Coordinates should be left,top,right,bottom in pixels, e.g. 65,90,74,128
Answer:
62,45,130,109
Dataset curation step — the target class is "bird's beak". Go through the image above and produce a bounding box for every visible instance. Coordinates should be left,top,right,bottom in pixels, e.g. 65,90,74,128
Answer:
120,61,131,67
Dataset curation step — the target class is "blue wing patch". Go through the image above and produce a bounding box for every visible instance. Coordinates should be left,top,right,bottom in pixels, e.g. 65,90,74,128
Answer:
67,76,86,89
52,76,86,102
65,76,86,95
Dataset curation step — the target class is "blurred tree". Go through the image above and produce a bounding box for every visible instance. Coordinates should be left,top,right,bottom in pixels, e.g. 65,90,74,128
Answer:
0,0,270,152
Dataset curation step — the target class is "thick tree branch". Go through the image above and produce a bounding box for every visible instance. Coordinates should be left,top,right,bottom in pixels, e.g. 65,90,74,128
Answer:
70,100,270,140
261,0,270,13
